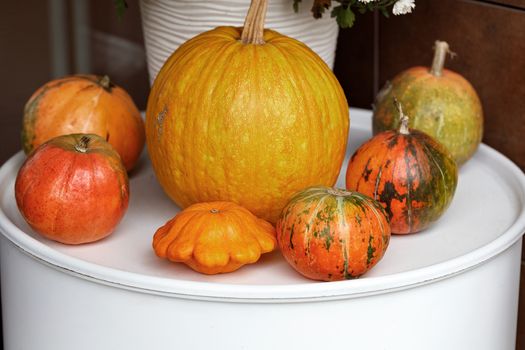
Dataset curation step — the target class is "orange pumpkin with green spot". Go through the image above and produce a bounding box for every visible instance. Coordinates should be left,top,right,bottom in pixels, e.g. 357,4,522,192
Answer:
22,75,145,171
276,186,390,281
347,103,458,234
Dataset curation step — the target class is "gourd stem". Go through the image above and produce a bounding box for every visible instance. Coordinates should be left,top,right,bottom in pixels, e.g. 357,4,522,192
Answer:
98,75,112,91
240,0,268,45
75,135,91,153
394,99,410,135
327,188,352,197
430,41,451,77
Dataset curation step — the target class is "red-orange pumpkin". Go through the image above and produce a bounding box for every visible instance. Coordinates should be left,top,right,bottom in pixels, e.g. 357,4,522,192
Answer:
346,104,458,234
15,133,129,244
22,75,145,171
276,186,390,281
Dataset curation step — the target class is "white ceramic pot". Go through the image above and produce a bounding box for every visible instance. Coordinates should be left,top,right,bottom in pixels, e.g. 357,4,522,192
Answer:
1,109,525,349
139,0,339,84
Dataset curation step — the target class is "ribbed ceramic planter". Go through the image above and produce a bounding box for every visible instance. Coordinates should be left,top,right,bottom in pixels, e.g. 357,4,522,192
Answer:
140,0,339,84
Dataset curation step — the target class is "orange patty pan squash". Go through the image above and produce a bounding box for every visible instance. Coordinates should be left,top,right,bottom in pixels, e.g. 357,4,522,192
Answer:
152,201,277,274
145,0,349,223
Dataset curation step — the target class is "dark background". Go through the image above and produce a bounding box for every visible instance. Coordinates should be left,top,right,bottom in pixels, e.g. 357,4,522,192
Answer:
1,0,524,348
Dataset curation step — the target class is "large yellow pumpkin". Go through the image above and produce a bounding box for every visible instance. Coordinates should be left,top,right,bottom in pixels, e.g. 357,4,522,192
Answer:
145,0,349,223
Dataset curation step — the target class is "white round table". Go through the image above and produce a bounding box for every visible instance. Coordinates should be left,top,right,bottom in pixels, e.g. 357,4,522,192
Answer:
1,108,524,349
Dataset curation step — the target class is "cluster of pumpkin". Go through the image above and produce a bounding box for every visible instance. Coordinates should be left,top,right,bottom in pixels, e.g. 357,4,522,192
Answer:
14,0,483,283
146,2,482,281
15,75,145,244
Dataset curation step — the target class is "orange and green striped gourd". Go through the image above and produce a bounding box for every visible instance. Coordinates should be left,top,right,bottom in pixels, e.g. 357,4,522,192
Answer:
346,102,458,234
276,186,390,281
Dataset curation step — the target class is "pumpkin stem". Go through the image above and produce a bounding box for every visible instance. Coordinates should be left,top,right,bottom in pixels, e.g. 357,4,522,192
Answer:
430,41,456,77
327,188,352,197
394,98,410,135
240,0,268,45
98,75,113,92
75,135,91,153
210,208,220,214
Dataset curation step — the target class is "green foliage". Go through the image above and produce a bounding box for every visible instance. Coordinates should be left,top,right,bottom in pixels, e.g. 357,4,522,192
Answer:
294,0,399,28
114,0,128,20
331,5,355,28
293,0,301,13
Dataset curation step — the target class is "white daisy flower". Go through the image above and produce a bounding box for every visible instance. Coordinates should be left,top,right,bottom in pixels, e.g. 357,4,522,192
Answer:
393,0,415,15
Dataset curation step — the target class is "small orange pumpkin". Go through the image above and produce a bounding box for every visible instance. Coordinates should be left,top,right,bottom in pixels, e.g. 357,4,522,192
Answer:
152,202,277,274
347,103,458,234
22,75,145,171
276,187,390,281
15,133,129,244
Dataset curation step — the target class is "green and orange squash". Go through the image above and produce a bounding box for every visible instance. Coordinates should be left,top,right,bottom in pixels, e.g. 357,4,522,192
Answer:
152,201,277,274
145,0,349,223
372,40,483,166
346,103,458,234
276,186,390,281
22,75,145,171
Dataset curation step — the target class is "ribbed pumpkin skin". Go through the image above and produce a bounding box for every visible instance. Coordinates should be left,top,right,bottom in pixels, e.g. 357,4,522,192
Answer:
276,187,390,281
22,75,145,171
346,128,458,234
146,27,349,223
15,134,129,244
373,67,483,166
152,201,277,274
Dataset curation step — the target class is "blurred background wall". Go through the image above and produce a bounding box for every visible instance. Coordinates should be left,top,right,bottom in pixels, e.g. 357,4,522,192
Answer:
0,0,524,348
0,0,150,164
